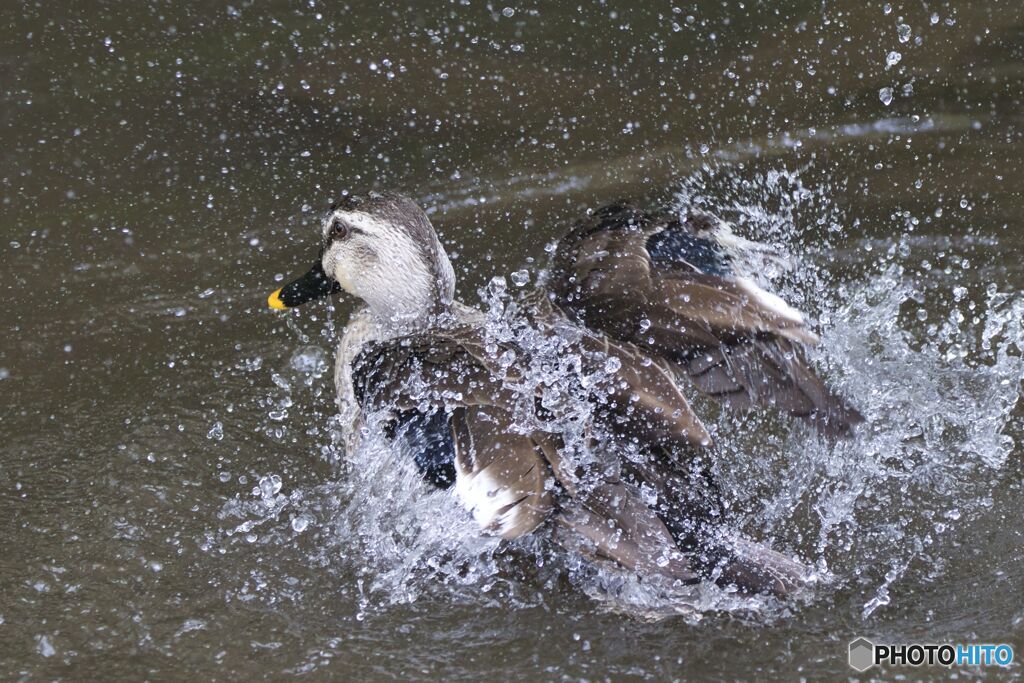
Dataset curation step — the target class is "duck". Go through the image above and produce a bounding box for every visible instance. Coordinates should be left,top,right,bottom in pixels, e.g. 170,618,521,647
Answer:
267,192,863,598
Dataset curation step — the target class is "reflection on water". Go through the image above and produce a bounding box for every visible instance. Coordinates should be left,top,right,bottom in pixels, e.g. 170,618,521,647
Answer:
2,0,1022,679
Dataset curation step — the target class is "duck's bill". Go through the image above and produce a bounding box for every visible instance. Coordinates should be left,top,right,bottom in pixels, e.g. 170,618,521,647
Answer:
267,262,341,310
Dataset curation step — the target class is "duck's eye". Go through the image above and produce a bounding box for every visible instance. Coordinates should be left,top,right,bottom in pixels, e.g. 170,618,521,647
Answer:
329,218,350,240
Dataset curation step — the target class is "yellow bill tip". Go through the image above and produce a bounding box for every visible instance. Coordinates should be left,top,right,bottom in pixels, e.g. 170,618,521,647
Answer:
267,288,287,310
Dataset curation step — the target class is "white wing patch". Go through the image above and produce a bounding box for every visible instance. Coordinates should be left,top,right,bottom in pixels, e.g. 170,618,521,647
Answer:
735,276,806,325
453,465,532,539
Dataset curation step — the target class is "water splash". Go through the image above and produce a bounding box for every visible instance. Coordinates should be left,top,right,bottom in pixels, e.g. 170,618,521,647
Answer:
669,164,1022,619
222,165,1020,622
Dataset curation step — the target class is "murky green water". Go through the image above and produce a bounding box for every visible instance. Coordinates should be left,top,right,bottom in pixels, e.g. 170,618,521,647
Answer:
2,1,1022,679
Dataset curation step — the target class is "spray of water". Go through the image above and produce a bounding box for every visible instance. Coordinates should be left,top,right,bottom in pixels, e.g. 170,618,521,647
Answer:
673,165,1022,618
221,165,1021,621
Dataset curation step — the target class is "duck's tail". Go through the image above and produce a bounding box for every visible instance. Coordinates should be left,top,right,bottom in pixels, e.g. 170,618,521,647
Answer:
623,449,811,598
714,535,811,598
549,476,811,599
657,509,811,598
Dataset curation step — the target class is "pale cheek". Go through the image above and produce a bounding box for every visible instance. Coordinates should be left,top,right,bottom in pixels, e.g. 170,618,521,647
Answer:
321,263,352,297
325,247,360,295
334,258,386,301
335,269,356,294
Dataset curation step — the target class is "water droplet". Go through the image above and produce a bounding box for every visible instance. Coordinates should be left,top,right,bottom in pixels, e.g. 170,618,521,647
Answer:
291,515,310,533
886,51,902,68
502,7,515,17
37,635,56,657
879,87,894,106
604,357,622,374
206,421,224,441
258,474,282,500
510,269,530,287
486,276,507,298
897,24,912,43
291,346,327,375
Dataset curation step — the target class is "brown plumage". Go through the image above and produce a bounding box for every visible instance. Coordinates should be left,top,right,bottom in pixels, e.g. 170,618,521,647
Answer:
270,193,862,600
548,202,864,437
350,318,719,586
350,293,810,595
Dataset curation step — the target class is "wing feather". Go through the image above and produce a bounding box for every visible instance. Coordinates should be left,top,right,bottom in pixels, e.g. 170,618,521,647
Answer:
548,202,863,436
350,322,712,538
450,406,553,539
553,481,700,585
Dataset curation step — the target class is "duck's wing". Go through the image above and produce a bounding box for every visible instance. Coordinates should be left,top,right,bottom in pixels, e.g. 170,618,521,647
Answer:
352,330,554,539
546,202,863,437
573,326,713,450
449,405,557,539
352,326,809,596
552,480,701,585
353,320,714,453
350,322,716,534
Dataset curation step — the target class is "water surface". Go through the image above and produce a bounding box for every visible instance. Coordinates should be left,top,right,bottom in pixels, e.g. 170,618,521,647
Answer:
2,1,1022,679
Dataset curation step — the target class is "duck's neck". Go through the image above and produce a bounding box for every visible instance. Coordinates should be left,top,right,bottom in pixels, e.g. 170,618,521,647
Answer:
370,299,452,335
367,272,456,334
360,238,457,332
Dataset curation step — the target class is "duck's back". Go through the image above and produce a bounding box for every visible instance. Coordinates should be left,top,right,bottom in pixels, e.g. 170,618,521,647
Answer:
546,202,863,437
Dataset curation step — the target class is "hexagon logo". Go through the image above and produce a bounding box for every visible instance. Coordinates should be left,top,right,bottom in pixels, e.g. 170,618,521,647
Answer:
849,637,876,672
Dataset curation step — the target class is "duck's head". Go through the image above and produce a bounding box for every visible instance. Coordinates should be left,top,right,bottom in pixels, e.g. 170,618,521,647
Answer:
268,192,455,324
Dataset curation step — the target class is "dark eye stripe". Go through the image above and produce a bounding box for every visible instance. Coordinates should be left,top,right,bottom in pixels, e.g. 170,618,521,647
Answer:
328,218,361,241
